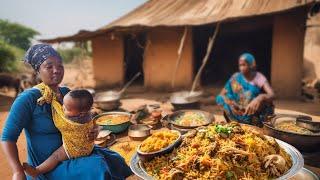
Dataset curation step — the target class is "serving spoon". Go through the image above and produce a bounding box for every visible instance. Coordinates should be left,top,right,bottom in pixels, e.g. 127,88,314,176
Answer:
296,115,320,133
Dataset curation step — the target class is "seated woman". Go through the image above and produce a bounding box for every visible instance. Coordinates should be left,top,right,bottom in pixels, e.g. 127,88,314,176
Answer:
216,53,275,127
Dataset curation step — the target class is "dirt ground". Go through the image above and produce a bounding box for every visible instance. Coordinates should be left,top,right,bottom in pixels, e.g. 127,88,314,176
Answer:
1,60,319,179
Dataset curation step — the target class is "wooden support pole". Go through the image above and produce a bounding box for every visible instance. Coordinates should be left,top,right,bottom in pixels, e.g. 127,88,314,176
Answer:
171,27,188,88
190,23,221,93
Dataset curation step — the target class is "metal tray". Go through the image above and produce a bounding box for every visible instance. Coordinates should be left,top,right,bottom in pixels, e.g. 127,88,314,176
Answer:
130,138,304,180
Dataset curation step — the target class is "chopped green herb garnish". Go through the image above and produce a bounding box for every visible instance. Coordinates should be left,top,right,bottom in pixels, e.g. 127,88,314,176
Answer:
226,171,237,180
215,125,233,135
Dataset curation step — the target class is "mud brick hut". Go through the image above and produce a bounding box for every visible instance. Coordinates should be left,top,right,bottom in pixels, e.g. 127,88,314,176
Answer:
41,0,318,98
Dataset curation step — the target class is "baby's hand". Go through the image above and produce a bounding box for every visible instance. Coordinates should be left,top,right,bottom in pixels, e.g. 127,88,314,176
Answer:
88,125,101,141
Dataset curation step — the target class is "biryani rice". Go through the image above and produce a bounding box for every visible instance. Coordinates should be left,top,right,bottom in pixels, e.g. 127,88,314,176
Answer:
142,123,292,179
139,130,179,153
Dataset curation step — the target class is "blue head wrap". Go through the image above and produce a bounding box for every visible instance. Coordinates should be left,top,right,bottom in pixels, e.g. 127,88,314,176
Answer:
24,44,62,71
240,53,255,68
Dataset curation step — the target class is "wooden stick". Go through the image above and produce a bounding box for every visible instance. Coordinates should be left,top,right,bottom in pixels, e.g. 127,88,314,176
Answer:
171,27,188,88
190,23,221,93
306,24,320,28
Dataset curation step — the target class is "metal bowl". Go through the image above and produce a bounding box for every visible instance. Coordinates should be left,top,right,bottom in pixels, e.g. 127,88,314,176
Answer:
292,167,320,180
162,110,214,129
137,130,182,162
263,114,320,152
128,124,151,140
94,112,131,133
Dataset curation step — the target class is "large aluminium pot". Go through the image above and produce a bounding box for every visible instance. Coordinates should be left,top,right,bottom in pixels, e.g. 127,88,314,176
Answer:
263,114,320,153
94,72,141,111
170,91,202,110
94,91,121,111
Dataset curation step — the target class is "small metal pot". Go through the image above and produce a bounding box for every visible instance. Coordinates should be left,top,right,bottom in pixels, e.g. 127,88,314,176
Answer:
128,124,151,140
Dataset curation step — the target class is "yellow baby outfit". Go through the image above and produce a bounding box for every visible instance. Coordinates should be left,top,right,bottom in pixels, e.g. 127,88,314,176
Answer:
35,83,94,158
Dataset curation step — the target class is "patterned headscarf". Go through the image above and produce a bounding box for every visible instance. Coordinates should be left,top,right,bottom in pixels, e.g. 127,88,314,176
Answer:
24,44,62,71
240,53,256,69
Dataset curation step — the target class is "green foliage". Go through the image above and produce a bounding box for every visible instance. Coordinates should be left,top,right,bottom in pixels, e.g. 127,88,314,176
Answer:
0,19,39,72
0,19,39,50
0,40,24,72
57,46,91,63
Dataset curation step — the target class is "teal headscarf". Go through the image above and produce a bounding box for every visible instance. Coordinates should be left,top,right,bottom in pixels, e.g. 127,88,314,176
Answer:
240,53,256,69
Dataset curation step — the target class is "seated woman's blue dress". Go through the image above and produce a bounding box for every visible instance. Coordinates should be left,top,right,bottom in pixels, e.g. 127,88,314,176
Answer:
1,87,132,180
216,72,274,126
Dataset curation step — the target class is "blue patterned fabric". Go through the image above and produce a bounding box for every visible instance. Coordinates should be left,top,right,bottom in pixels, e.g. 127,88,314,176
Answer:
1,87,132,180
24,44,62,71
216,73,274,126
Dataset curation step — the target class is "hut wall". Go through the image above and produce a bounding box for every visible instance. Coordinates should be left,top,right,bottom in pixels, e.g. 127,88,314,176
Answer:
91,34,124,88
304,14,320,82
144,27,193,89
271,9,306,98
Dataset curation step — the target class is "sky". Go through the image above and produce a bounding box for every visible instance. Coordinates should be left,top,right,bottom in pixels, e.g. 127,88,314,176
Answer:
0,0,146,40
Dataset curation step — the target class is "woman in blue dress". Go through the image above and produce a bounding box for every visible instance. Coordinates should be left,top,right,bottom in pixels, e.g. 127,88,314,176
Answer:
1,44,132,180
216,53,275,127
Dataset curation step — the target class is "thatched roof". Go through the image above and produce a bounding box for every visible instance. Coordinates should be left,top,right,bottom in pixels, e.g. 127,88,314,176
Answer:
41,0,315,43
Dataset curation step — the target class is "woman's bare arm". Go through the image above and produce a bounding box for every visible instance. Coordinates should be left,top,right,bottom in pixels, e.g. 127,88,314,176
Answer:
1,141,26,180
245,82,275,115
257,82,275,103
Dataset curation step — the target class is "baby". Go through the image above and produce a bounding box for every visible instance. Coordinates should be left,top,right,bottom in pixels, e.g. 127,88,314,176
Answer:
23,89,94,178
